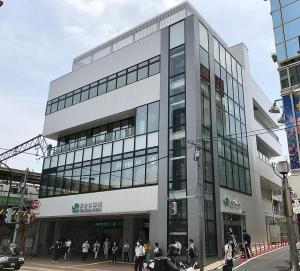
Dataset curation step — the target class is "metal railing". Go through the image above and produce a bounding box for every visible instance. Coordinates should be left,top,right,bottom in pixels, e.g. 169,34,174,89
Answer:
48,128,134,157
254,116,280,142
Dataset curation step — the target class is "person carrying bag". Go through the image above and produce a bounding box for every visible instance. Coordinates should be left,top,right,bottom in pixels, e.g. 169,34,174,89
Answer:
224,238,234,271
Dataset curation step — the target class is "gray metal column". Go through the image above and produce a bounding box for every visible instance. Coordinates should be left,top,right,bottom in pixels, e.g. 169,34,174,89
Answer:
156,26,170,254
208,32,223,258
185,15,206,264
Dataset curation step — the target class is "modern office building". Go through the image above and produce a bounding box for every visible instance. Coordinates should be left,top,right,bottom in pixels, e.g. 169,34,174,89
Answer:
270,0,300,171
35,2,284,261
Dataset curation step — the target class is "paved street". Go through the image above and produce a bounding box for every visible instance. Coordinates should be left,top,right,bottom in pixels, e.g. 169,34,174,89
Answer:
233,247,290,271
20,258,134,271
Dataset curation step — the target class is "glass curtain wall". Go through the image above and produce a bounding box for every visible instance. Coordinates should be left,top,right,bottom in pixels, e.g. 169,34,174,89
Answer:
271,0,300,61
168,20,188,250
213,38,251,195
199,22,218,257
40,101,159,198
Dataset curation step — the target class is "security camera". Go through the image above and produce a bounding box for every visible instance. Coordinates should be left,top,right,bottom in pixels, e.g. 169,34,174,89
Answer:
271,53,277,63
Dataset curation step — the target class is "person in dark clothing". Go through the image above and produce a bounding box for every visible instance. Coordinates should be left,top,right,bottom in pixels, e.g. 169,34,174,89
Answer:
111,242,118,264
242,230,252,258
50,241,60,263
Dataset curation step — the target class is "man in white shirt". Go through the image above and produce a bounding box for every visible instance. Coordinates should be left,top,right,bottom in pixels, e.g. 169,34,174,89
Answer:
175,240,182,255
224,238,233,271
134,241,145,271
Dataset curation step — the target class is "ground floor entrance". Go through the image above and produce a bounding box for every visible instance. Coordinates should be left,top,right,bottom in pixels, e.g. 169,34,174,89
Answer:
223,213,246,244
37,214,149,260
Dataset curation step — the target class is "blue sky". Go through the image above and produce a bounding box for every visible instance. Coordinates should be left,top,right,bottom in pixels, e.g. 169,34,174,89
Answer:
0,0,285,172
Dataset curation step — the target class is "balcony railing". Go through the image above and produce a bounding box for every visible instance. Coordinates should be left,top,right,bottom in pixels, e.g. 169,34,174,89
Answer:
48,128,134,157
254,116,280,142
258,151,271,165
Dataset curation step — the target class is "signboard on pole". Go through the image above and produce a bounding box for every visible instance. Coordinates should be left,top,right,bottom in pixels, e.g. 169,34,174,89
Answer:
282,92,300,171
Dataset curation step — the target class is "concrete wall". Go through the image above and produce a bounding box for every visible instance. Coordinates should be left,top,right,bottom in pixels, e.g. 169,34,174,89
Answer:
43,75,160,139
48,31,161,100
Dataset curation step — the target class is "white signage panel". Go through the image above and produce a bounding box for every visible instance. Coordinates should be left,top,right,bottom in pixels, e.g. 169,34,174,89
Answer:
38,186,158,218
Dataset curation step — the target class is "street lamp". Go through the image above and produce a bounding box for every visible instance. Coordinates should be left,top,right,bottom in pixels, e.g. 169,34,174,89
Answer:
273,160,299,271
278,113,286,124
269,100,281,114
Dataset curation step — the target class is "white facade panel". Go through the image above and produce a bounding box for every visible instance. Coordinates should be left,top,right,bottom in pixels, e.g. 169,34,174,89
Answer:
43,74,160,139
49,31,161,101
37,186,158,218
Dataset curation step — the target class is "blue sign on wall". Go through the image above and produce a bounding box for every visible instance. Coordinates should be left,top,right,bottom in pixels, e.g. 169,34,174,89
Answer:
283,93,300,170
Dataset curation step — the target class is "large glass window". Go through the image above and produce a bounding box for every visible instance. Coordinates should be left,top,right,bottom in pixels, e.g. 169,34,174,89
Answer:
271,0,280,11
213,38,220,62
284,18,300,40
199,22,209,51
271,10,282,27
136,105,147,135
133,156,145,185
122,158,133,187
147,102,159,132
170,74,185,96
138,62,148,80
170,45,185,77
170,21,185,49
282,1,300,23
286,37,300,58
117,70,127,88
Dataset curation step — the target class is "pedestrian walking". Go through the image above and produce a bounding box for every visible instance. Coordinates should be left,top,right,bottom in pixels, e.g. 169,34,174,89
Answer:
93,241,100,259
187,239,196,265
103,238,110,260
82,241,90,261
64,239,72,261
134,240,145,271
143,241,151,264
242,229,252,259
50,240,60,263
153,242,162,257
112,242,118,264
175,240,182,256
224,238,233,271
123,240,130,262
228,227,237,257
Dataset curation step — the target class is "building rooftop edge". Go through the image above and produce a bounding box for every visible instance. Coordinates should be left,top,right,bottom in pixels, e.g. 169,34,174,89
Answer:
72,1,229,68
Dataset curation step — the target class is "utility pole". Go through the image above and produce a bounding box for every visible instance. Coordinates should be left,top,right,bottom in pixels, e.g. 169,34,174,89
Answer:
188,138,205,271
274,160,299,271
13,168,29,245
283,176,299,271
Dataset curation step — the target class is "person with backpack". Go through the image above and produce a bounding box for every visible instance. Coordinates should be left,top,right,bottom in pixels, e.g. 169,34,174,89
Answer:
224,238,233,271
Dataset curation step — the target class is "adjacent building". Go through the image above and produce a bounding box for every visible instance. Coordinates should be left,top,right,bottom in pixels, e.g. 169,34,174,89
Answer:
270,0,300,171
36,2,284,261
